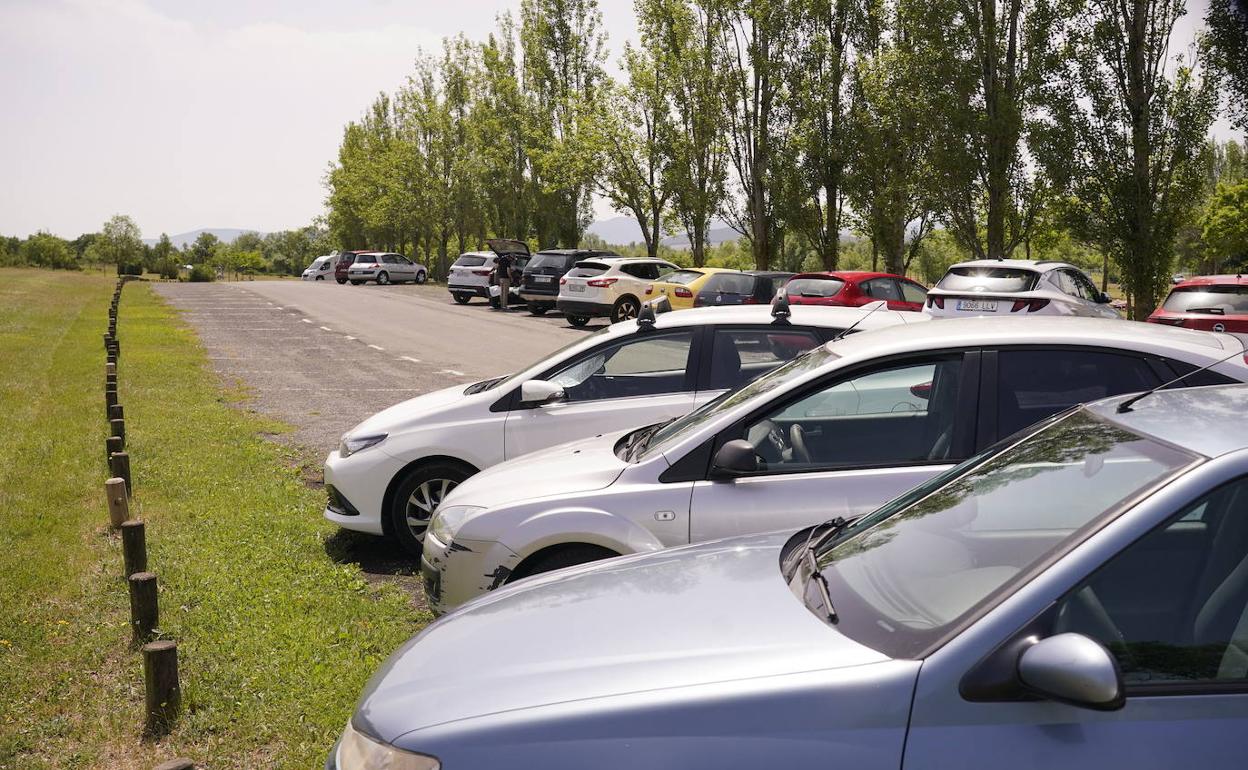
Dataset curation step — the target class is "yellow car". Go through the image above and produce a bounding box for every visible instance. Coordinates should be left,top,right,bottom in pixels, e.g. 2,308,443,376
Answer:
642,267,737,310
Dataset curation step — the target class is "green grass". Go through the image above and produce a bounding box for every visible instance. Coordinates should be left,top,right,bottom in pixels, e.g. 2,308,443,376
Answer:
0,268,429,769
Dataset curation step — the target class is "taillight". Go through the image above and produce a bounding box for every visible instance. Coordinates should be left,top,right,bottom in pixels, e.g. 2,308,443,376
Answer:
472,269,492,276
1009,299,1050,313
559,277,567,285
644,285,654,295
743,296,757,304
587,278,619,288
927,296,945,309
674,287,693,298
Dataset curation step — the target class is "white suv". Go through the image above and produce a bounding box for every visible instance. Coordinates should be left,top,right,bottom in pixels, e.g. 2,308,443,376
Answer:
323,302,920,554
924,259,1120,318
557,257,680,326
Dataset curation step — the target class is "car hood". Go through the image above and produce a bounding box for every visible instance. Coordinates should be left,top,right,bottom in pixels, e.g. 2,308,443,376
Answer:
437,429,631,509
349,383,488,439
355,531,890,744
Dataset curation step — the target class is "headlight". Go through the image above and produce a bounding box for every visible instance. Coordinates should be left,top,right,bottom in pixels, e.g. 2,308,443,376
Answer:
429,504,485,544
338,433,387,458
336,720,440,769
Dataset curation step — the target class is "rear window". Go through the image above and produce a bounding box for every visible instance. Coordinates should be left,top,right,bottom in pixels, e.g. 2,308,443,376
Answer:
704,273,756,294
1162,286,1248,315
937,266,1039,293
787,277,845,298
529,253,576,271
664,270,706,286
567,262,609,278
454,255,488,267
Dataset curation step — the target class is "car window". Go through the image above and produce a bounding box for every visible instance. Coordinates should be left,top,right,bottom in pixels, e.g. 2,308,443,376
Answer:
567,263,608,278
704,273,756,295
938,267,1039,293
899,280,927,304
787,277,845,298
1054,476,1248,686
996,350,1159,439
742,356,965,470
664,270,705,286
545,331,695,402
320,261,331,271
707,329,823,390
1163,286,1248,315
454,255,488,267
1073,271,1100,300
863,278,903,302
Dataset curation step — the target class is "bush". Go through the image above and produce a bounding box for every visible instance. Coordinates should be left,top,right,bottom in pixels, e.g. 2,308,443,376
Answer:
118,262,143,276
188,265,215,282
156,260,180,280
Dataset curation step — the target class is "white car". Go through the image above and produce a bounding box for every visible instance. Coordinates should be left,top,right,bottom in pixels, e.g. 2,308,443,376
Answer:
347,252,428,285
421,316,1248,615
557,257,680,326
924,259,1120,319
446,251,496,303
324,301,921,554
301,254,335,281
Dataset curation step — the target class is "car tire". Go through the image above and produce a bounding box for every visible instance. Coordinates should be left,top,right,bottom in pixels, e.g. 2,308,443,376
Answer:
527,303,548,315
377,271,390,286
610,296,641,323
566,314,590,327
416,271,427,284
389,463,473,557
350,280,363,286
315,275,324,281
336,277,347,285
520,544,619,579
452,293,471,305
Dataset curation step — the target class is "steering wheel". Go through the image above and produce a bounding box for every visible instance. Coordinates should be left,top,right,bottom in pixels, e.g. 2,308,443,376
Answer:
790,424,813,464
747,419,792,465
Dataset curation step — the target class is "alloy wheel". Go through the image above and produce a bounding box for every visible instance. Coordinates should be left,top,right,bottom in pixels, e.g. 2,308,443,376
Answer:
405,477,458,536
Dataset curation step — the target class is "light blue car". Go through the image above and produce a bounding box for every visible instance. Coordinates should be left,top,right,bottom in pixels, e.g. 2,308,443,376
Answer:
331,384,1248,770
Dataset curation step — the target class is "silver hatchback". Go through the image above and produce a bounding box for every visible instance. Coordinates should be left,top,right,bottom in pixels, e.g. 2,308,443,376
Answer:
347,252,428,285
332,383,1248,769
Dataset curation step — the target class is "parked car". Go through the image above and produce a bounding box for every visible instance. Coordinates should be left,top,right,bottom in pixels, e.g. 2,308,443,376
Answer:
334,383,1248,770
447,252,496,303
347,252,428,286
513,243,620,315
924,259,1119,318
786,271,928,312
324,302,921,555
421,317,1248,614
301,255,335,281
1148,274,1248,334
642,267,736,311
557,257,681,325
693,270,795,307
333,250,370,284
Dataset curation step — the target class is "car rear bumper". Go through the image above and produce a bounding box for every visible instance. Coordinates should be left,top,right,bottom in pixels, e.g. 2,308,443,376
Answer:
448,284,490,297
518,290,559,303
557,298,612,317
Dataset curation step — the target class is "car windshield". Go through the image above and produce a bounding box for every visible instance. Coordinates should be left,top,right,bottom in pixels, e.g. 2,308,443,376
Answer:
567,263,608,278
1162,286,1248,315
705,273,756,294
664,270,705,286
637,344,841,460
807,409,1199,658
454,255,488,267
787,277,844,298
937,266,1039,293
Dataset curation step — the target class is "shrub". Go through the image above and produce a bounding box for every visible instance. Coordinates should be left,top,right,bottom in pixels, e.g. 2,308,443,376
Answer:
188,265,215,282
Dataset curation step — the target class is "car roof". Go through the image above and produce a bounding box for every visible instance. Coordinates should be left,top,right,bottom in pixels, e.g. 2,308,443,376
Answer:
596,303,926,339
948,258,1076,272
742,270,795,278
456,251,494,259
1172,274,1248,288
535,248,619,256
1090,384,1248,459
791,271,912,281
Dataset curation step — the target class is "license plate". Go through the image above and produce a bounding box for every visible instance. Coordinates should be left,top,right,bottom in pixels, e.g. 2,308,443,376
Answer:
957,299,998,312
567,283,585,293
535,275,552,283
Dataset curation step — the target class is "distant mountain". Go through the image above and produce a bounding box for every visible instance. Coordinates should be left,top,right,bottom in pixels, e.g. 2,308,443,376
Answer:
143,228,266,249
586,216,740,248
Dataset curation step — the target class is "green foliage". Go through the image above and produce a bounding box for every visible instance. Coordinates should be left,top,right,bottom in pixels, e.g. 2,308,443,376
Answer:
18,232,78,270
83,214,144,268
1201,180,1248,270
1206,0,1248,131
188,231,220,265
188,264,215,282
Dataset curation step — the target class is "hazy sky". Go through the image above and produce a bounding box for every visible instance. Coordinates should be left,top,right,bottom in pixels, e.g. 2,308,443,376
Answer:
0,0,1235,240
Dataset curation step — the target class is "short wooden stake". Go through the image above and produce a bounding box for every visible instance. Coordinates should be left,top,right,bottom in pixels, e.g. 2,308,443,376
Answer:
106,387,118,411
110,417,126,445
106,435,123,464
121,520,147,576
109,450,131,496
142,640,180,736
106,361,116,376
109,403,124,422
105,477,129,528
128,571,159,641
106,373,117,389
103,333,113,349
153,759,195,770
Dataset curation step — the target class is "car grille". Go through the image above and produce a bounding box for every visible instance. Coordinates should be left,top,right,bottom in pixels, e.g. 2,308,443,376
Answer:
326,485,360,516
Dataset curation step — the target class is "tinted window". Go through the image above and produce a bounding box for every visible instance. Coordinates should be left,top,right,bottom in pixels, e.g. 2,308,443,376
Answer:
899,281,927,304
937,266,1039,293
1055,476,1248,685
453,255,488,267
665,270,706,286
529,253,575,271
704,273,756,295
546,332,695,402
708,329,822,390
862,278,903,301
996,349,1158,439
1163,286,1248,314
620,263,652,279
567,263,608,278
788,277,845,298
1162,359,1240,388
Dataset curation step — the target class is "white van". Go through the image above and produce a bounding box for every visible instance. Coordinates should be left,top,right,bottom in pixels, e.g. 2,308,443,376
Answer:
301,255,335,281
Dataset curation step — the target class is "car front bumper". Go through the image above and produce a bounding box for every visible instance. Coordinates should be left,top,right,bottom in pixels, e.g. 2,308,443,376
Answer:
323,448,403,536
556,298,612,317
421,530,520,616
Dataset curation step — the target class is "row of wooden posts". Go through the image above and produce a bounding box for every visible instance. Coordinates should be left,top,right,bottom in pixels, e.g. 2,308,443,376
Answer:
105,278,195,770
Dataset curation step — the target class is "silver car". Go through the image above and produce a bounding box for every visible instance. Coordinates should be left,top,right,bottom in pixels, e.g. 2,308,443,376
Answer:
332,383,1248,769
347,252,428,286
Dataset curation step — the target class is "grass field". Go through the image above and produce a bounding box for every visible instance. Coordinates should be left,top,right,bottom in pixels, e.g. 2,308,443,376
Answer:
0,268,429,769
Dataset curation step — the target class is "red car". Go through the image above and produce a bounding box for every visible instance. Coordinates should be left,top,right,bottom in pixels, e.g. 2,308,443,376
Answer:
333,250,371,285
1148,274,1248,334
784,271,928,312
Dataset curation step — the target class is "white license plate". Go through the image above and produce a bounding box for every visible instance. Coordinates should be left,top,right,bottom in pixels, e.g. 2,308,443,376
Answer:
957,299,998,312
535,275,552,283
567,283,585,293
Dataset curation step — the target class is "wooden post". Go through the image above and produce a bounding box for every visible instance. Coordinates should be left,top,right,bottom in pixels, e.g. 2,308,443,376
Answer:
142,640,180,736
106,373,117,389
106,435,123,464
105,477,129,528
121,520,147,576
109,403,124,422
103,333,113,349
106,353,117,368
153,760,195,770
106,388,118,416
110,417,126,445
109,451,131,495
128,571,158,641
106,361,116,377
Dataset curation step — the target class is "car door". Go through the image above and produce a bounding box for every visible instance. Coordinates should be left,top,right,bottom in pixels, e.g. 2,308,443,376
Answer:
687,352,979,541
903,473,1248,770
394,255,416,281
503,329,701,459
861,277,912,311
897,279,928,312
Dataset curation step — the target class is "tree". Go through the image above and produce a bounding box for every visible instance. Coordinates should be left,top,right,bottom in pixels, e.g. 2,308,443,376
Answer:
21,232,77,270
476,15,533,242
1202,180,1248,271
148,233,178,276
1038,0,1218,318
1206,0,1248,131
85,215,144,272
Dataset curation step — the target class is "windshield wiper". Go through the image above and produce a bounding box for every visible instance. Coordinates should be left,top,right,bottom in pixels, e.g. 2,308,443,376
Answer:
798,516,851,624
624,420,672,461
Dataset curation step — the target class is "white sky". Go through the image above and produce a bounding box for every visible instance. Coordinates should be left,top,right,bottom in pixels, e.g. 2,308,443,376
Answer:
0,0,1236,240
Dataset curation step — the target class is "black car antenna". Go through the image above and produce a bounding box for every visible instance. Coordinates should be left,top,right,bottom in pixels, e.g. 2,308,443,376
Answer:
830,300,889,342
1117,345,1247,413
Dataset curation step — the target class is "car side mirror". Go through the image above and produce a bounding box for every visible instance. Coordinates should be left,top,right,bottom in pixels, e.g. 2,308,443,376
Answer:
710,439,758,479
1017,633,1124,711
519,379,565,406
1097,292,1112,304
